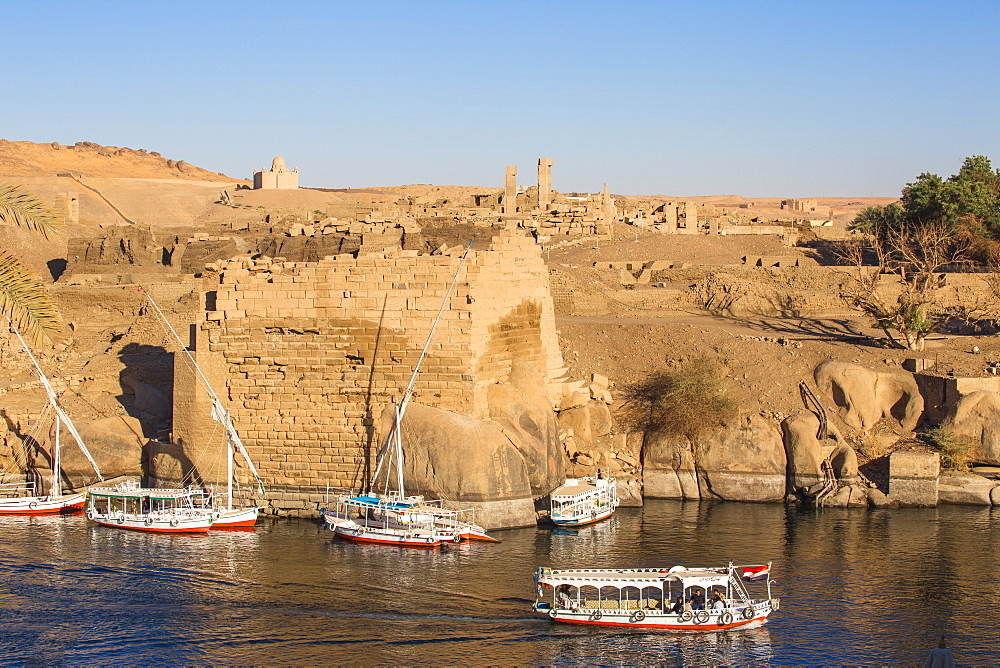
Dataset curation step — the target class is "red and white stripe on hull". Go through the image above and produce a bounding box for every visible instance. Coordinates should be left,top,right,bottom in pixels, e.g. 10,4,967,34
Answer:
334,523,442,548
551,506,615,527
88,511,212,534
211,506,259,529
0,493,87,515
544,607,772,631
460,529,501,542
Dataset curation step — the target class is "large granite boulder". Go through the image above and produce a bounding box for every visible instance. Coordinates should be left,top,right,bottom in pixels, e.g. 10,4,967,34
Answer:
641,431,700,499
693,413,786,502
940,390,1000,466
43,415,145,490
814,361,923,432
938,471,995,505
390,402,537,529
487,359,564,495
781,411,825,492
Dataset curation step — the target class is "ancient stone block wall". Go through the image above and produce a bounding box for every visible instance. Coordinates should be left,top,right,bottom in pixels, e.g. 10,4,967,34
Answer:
171,232,563,514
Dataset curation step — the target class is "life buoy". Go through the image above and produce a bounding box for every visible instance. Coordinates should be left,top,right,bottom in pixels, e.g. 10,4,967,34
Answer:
170,517,179,528
86,508,96,521
29,500,38,510
144,517,154,527
630,610,646,623
679,610,694,622
694,610,710,624
589,609,602,621
357,526,365,535
452,534,462,544
742,607,755,620
116,512,125,524
719,611,733,625
548,608,559,619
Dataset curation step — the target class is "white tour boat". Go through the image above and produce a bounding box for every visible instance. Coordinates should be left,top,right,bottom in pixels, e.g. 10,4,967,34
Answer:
533,562,780,631
140,286,265,529
321,243,497,546
323,493,449,548
86,481,213,533
547,475,619,527
0,319,104,515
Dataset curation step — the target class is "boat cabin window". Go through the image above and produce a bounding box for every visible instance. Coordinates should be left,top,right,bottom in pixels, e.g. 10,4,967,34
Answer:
569,584,665,612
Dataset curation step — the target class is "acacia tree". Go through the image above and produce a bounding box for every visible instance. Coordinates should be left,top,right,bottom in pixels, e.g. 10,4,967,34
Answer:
0,183,61,342
838,211,971,350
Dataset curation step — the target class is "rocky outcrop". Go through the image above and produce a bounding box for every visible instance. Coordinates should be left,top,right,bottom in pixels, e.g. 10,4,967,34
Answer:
781,411,825,492
694,413,786,502
487,359,564,495
641,431,700,500
814,361,923,432
50,416,145,489
641,414,785,502
938,472,996,505
394,402,537,528
940,390,1000,466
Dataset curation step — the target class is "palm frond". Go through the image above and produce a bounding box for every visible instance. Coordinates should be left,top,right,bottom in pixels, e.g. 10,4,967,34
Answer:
0,182,61,239
0,251,60,344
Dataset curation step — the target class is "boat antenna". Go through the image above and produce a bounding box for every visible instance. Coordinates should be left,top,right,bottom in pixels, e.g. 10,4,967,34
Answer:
369,240,474,494
137,285,265,495
4,317,103,481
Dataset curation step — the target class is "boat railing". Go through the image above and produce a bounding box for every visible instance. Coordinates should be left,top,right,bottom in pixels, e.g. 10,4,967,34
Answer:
0,481,34,497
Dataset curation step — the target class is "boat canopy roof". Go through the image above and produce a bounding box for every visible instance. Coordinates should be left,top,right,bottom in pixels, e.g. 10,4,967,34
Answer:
535,565,756,590
550,477,614,501
89,486,195,501
344,495,421,509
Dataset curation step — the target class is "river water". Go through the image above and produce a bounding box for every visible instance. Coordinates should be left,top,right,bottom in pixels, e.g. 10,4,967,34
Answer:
1,500,998,665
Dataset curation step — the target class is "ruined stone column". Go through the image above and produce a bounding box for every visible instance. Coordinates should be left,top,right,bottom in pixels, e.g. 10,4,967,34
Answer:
503,165,517,214
537,158,553,210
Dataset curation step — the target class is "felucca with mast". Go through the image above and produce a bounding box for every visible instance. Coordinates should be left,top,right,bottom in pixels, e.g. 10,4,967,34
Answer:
0,319,104,514
322,242,497,545
139,286,266,528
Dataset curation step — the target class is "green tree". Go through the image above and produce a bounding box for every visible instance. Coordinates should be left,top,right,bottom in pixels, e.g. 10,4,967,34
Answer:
900,155,1000,237
0,182,61,342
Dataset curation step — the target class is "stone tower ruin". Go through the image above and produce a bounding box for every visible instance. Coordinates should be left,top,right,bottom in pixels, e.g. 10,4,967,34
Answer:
169,232,564,525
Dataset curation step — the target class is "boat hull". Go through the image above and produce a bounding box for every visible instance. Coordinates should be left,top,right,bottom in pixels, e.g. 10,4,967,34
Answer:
550,506,616,527
0,493,87,515
211,506,259,529
333,523,442,548
538,605,774,631
87,510,212,533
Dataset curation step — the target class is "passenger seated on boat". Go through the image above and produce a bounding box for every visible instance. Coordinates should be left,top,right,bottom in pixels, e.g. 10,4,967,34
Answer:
669,596,684,614
557,591,576,610
711,594,726,610
690,589,705,610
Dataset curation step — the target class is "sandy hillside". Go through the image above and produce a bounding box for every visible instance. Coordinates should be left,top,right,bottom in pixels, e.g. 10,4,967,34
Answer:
0,139,238,182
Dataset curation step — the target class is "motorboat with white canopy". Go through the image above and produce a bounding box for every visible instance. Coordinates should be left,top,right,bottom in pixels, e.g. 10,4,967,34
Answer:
547,475,619,527
533,562,779,630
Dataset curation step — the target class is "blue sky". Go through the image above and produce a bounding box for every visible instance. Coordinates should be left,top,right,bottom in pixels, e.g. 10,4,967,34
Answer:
3,0,998,196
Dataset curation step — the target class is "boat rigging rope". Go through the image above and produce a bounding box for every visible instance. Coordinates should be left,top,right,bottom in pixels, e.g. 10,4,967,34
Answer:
369,241,474,494
137,286,265,495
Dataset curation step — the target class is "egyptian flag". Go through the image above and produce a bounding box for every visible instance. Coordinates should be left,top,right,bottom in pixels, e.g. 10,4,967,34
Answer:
742,564,770,581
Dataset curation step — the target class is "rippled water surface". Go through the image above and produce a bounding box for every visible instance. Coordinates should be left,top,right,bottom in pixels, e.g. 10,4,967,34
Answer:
2,500,999,664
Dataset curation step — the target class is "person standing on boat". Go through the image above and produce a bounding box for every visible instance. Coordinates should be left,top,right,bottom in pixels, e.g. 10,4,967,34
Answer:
924,636,955,668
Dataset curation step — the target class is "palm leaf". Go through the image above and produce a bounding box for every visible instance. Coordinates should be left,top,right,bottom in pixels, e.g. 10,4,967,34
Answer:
0,251,60,343
0,182,61,239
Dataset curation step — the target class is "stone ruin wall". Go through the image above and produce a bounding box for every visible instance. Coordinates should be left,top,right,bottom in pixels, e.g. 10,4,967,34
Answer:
169,232,563,515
